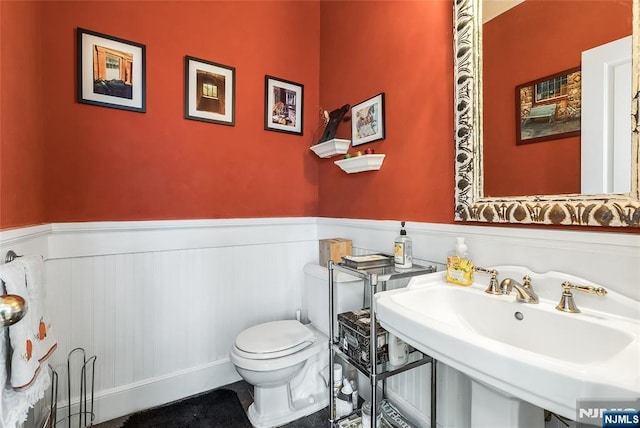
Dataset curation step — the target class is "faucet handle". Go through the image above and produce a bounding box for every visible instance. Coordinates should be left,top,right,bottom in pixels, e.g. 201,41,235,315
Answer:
522,275,532,288
556,281,608,313
561,281,607,296
473,266,500,295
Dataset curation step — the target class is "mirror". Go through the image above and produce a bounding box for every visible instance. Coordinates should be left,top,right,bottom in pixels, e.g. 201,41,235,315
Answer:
483,0,631,197
453,0,640,227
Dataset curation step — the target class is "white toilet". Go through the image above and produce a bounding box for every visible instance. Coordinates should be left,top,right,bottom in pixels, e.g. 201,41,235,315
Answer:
230,263,363,428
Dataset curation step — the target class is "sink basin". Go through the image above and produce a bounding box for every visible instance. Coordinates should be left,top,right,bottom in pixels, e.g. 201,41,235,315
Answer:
391,285,634,364
375,267,640,420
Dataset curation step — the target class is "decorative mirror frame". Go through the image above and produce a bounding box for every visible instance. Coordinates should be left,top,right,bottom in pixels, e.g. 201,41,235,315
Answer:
453,0,640,227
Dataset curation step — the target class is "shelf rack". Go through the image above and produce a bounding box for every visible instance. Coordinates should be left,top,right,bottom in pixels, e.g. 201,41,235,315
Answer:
328,260,438,428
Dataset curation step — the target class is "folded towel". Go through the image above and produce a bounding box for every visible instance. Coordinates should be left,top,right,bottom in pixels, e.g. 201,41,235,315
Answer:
0,262,40,389
16,256,57,363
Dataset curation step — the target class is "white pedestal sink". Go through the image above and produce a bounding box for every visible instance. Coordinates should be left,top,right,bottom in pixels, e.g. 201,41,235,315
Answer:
471,379,544,428
374,266,640,425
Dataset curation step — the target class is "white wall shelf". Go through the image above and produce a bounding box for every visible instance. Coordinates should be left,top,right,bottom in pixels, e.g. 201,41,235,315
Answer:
334,154,385,173
310,138,351,158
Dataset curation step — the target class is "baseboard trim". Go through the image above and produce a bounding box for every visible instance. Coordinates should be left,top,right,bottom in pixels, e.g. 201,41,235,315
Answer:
58,359,241,425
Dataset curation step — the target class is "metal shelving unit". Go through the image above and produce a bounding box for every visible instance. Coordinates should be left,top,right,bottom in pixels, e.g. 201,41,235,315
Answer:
328,260,438,428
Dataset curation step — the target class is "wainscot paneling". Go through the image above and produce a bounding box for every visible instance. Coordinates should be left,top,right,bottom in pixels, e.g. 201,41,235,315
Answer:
317,218,640,301
2,218,638,427
2,218,319,425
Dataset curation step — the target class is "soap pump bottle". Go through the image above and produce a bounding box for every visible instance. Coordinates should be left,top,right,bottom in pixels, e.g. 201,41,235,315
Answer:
446,237,473,286
336,377,353,417
394,221,413,269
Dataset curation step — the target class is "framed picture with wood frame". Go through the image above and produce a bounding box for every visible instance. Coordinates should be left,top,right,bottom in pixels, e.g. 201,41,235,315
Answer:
184,56,236,126
515,67,581,145
77,28,146,112
264,75,304,135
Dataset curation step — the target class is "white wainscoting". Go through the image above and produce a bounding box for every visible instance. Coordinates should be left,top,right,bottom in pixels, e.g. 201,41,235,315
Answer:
317,218,640,301
2,218,320,425
2,218,638,427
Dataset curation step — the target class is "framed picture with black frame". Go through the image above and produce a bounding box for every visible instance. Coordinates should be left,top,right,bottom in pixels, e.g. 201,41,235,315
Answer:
77,28,146,113
264,75,304,135
184,56,236,126
351,93,385,146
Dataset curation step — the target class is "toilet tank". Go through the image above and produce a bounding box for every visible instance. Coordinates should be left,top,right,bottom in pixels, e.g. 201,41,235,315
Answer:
303,263,364,337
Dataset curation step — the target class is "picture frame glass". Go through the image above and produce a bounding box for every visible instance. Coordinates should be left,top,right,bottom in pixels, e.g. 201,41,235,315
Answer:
78,29,145,112
265,76,303,135
185,56,235,126
516,68,581,145
351,93,385,146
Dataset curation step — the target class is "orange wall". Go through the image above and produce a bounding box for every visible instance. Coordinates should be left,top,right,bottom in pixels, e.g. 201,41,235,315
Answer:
483,0,632,197
1,1,320,227
317,0,455,223
0,0,46,228
1,1,636,234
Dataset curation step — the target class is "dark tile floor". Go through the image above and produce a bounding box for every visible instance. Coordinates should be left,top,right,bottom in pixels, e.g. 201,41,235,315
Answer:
93,380,329,428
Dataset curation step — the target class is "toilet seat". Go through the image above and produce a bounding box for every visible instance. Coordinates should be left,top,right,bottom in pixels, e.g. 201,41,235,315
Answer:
235,320,315,360
230,324,326,373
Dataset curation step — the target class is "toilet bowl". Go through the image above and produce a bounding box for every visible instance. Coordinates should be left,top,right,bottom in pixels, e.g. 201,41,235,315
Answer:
230,263,364,428
230,320,329,428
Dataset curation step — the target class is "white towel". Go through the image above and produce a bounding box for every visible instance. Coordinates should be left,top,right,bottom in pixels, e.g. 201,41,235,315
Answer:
0,262,40,389
0,257,55,427
16,256,57,363
0,351,51,428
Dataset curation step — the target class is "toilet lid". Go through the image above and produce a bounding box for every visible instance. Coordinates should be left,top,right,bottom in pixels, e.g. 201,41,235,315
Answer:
235,320,315,358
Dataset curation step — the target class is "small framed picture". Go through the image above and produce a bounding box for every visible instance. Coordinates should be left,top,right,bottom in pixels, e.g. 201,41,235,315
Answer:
77,28,146,112
351,93,385,146
184,56,236,126
264,75,304,135
515,67,581,145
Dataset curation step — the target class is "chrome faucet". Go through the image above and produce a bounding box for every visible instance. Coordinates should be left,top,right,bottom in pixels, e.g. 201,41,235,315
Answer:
500,275,539,304
556,281,607,313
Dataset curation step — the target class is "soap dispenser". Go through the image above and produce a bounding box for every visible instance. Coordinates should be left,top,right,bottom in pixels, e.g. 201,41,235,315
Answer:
394,221,413,269
446,237,473,286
